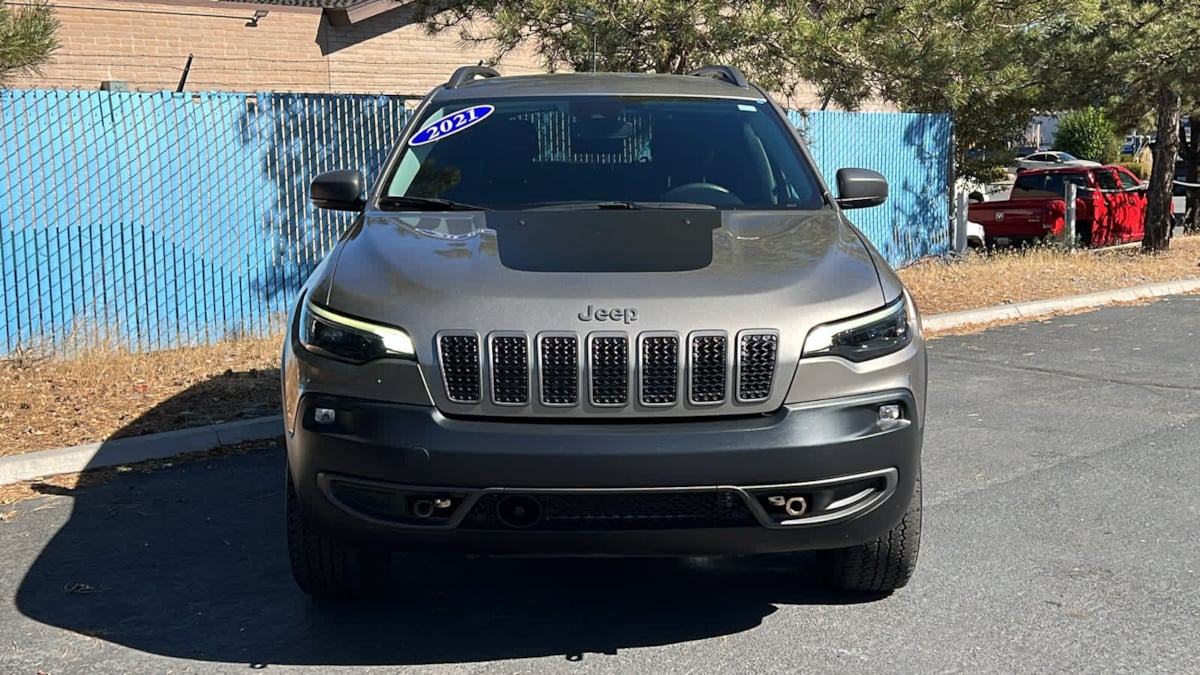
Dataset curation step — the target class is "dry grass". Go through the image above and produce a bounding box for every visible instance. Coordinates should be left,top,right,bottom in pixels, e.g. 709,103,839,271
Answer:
0,336,281,458
898,235,1200,315
1,235,1199,460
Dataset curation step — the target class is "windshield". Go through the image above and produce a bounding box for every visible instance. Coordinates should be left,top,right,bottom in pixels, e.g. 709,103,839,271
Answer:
382,95,825,210
1014,171,1088,196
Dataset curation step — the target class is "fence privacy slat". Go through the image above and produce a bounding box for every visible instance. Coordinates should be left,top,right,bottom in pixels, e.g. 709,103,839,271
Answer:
1,90,950,353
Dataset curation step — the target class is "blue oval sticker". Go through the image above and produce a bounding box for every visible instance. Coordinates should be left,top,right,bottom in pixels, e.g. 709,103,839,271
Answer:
408,104,495,146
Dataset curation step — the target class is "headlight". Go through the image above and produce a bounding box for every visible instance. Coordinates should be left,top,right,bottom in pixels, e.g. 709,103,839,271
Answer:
802,294,914,362
298,299,416,363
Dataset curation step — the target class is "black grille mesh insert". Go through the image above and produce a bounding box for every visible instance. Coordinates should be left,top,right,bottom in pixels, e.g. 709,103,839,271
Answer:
589,336,629,405
689,334,728,404
640,335,679,405
737,333,778,402
464,491,756,530
539,335,579,405
439,334,481,403
490,335,529,404
439,329,777,410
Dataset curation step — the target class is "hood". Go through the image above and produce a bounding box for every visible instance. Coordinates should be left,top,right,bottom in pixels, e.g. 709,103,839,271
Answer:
320,209,887,341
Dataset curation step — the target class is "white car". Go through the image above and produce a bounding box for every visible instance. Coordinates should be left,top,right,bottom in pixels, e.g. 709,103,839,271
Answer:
957,174,1016,203
1016,151,1102,171
967,220,985,249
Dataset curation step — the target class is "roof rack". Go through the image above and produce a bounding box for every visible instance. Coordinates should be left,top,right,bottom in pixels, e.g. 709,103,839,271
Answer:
687,65,750,88
445,65,500,90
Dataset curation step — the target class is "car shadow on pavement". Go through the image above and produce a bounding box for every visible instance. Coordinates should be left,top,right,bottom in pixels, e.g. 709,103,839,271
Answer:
13,378,886,668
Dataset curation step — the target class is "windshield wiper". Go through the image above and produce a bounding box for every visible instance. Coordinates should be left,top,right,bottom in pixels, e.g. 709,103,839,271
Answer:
524,200,717,211
378,196,491,211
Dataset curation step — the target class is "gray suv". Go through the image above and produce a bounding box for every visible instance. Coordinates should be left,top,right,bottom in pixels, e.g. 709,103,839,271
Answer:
283,65,926,599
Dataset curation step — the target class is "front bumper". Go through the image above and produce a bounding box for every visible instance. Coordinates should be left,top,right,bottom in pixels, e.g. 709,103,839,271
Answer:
286,390,922,556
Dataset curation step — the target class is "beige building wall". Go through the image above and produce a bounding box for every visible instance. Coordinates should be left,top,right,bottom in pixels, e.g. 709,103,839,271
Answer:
9,0,544,96
9,0,892,111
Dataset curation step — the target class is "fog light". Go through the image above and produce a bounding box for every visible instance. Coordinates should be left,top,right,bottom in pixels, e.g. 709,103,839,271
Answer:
313,407,337,424
878,404,902,422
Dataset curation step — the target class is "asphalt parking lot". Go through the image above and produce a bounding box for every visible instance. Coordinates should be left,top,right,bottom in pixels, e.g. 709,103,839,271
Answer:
2,296,1198,674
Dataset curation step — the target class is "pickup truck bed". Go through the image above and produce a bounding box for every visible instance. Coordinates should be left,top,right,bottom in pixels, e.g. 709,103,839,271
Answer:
967,199,1067,244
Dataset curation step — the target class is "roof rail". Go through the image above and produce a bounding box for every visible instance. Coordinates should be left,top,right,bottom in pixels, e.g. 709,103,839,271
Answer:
687,65,750,88
445,65,500,90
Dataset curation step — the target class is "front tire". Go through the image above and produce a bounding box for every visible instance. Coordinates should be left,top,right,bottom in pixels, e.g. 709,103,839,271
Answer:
285,466,388,600
824,476,921,593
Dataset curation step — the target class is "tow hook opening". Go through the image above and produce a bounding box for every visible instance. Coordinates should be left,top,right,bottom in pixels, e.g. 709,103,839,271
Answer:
760,493,811,519
408,495,457,519
496,495,543,529
751,475,889,524
784,496,808,517
410,498,434,518
326,478,469,525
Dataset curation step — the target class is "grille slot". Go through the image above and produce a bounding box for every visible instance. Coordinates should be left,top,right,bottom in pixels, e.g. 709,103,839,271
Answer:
588,335,629,406
538,334,579,406
489,334,529,405
737,331,778,403
689,333,728,405
438,334,481,403
639,334,679,406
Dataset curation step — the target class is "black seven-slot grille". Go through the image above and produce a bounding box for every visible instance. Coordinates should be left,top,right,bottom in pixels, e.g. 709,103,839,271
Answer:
436,330,778,409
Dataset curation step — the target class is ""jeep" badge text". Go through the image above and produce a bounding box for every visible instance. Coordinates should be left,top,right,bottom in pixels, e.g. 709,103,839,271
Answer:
578,305,639,324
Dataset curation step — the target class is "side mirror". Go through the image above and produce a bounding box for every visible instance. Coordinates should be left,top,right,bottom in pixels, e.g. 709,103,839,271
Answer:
835,168,888,209
311,170,365,212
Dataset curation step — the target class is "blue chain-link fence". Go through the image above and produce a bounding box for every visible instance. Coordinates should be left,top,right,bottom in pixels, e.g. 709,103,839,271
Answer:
1,90,950,354
790,110,953,265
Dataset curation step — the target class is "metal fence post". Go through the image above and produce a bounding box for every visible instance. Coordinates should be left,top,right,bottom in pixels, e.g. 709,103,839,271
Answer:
1064,183,1077,250
954,190,969,253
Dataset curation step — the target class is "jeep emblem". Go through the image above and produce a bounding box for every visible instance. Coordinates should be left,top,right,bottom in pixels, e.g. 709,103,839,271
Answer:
578,304,638,324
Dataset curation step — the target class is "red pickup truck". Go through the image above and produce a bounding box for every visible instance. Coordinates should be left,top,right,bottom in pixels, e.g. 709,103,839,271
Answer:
968,165,1147,247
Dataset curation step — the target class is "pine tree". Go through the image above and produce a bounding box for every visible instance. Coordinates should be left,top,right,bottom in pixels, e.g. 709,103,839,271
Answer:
0,0,60,85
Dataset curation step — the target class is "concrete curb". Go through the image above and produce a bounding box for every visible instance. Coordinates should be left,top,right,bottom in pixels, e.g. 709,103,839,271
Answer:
3,278,1198,486
0,416,282,486
922,277,1200,333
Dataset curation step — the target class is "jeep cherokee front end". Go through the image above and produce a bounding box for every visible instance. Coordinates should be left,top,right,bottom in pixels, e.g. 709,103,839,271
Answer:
282,65,926,599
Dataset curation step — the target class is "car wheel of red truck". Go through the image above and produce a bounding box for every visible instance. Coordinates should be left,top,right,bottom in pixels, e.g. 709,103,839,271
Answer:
822,474,922,593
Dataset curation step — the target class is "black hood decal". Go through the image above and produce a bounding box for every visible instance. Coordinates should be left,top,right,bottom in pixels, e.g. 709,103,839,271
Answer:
488,210,721,273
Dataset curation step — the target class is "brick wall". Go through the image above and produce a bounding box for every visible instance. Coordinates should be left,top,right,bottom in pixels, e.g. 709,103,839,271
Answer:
8,0,545,96
8,1,889,110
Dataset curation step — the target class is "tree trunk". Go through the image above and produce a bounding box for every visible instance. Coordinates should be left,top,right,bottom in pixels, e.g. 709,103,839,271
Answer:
1144,83,1181,252
1182,114,1200,234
